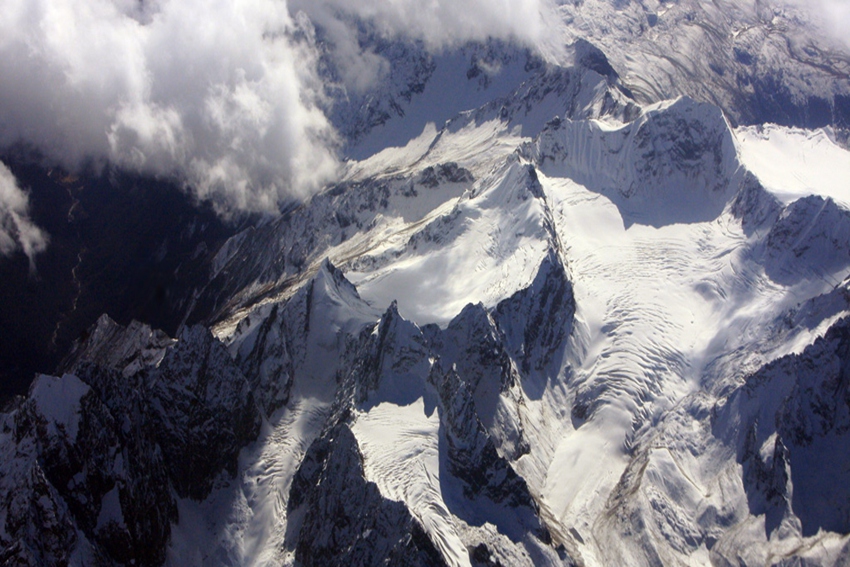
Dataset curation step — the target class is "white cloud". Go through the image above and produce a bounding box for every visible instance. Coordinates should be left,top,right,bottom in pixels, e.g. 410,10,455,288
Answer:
816,0,850,47
0,162,48,268
292,0,558,53
0,0,339,214
782,0,850,48
0,0,558,214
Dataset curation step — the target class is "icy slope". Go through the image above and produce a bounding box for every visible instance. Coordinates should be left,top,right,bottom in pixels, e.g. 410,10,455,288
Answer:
195,92,850,565
334,40,543,160
527,96,740,227
735,124,850,207
190,49,633,331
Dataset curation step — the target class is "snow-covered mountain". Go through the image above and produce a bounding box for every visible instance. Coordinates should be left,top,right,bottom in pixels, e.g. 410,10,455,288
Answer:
3,3,850,566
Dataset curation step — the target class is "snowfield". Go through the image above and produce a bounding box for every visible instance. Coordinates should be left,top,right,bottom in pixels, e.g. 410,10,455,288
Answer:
167,93,850,566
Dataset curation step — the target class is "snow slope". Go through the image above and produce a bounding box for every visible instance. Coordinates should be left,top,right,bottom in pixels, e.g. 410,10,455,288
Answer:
735,124,850,207
167,86,850,566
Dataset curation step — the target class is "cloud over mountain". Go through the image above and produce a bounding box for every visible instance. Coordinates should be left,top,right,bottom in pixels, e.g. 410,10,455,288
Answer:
0,0,557,214
0,161,48,266
0,0,342,214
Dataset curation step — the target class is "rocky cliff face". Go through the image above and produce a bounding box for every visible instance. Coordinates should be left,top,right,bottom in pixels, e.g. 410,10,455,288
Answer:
716,317,850,538
1,315,261,566
286,422,447,567
270,256,577,566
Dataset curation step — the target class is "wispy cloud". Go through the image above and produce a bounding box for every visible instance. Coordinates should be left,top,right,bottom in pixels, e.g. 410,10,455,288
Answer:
783,0,850,48
0,162,48,269
816,0,850,47
0,0,339,214
294,0,557,52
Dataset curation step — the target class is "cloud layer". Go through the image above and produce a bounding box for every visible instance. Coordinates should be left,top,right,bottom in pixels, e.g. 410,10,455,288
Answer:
0,162,48,266
809,0,850,48
0,0,340,214
0,0,557,214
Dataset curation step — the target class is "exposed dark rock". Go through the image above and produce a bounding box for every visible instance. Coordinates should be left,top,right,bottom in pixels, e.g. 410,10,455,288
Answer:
494,249,575,379
716,317,850,537
287,423,447,567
